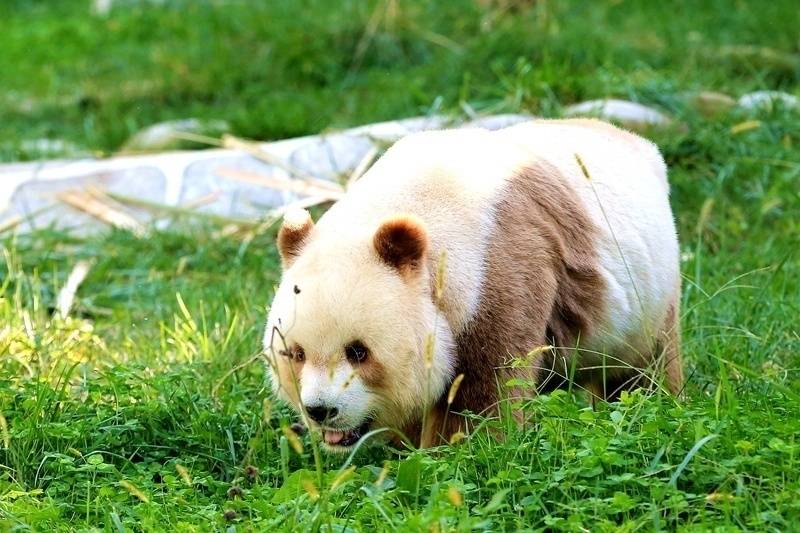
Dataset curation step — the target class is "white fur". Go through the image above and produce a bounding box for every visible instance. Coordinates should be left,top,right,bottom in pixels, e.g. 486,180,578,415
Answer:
282,206,312,229
300,364,370,429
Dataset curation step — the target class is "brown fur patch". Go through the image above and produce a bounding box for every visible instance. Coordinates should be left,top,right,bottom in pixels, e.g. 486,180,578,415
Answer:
357,357,387,389
277,216,314,267
425,160,608,445
660,292,684,395
272,354,304,405
418,159,684,445
373,215,428,276
419,403,465,448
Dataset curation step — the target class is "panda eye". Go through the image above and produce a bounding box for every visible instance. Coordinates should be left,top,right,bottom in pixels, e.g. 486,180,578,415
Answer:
344,341,369,363
293,346,305,362
280,345,305,362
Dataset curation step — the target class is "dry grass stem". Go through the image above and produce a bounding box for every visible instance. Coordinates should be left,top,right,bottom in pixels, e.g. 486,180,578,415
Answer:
180,190,222,210
302,479,320,500
105,191,257,228
331,466,356,490
730,120,762,135
0,215,23,234
119,480,149,503
447,374,465,405
175,464,193,486
282,425,304,454
0,411,9,449
56,259,94,318
435,252,447,302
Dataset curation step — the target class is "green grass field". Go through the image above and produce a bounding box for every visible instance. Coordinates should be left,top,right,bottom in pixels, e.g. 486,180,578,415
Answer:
1,0,799,530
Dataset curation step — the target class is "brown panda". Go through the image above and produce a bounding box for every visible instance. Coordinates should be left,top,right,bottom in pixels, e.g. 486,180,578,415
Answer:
263,119,682,452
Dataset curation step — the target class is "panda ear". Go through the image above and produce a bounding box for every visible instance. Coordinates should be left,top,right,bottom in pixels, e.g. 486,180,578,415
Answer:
373,215,428,276
277,208,314,268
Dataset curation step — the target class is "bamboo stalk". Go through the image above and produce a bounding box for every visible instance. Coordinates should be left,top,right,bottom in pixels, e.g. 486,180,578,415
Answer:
0,204,60,234
221,134,343,192
228,195,336,243
180,190,222,210
58,190,145,235
215,166,345,200
346,146,379,190
105,191,258,228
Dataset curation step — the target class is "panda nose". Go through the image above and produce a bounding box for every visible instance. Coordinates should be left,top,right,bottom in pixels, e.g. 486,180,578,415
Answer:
305,404,338,424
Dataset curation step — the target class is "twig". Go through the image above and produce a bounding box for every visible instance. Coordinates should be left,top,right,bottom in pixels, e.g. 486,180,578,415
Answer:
212,352,264,400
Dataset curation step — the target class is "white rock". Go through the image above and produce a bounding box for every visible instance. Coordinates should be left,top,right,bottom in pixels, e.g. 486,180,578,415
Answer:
4,167,167,235
738,91,799,111
180,156,285,218
563,99,672,129
288,135,376,183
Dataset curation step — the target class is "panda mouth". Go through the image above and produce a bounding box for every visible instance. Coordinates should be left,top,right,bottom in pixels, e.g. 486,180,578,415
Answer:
321,420,372,448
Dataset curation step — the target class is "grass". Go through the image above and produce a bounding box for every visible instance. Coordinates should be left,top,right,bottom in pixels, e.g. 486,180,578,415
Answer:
1,0,799,530
1,0,799,159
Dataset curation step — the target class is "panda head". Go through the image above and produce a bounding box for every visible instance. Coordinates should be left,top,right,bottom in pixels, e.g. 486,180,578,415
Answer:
263,208,454,452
